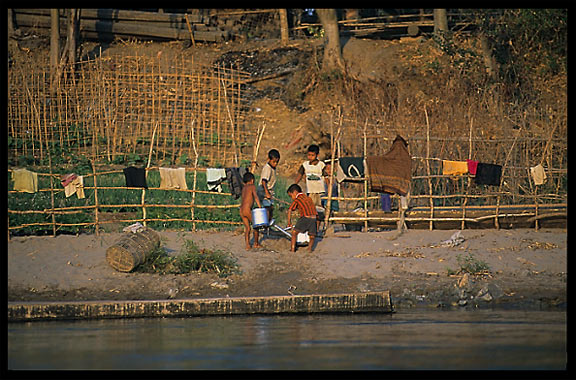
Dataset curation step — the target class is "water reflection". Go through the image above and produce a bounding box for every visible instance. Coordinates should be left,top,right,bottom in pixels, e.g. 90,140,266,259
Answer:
8,309,566,370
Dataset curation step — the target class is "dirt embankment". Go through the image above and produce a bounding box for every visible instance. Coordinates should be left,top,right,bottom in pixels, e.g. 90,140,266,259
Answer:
8,228,567,310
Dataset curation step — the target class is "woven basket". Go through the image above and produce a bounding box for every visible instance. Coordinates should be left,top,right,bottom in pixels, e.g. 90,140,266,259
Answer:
106,228,160,272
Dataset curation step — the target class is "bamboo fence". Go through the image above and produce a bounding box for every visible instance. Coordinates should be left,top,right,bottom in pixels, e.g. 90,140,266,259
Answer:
8,166,244,237
8,52,255,167
321,112,567,231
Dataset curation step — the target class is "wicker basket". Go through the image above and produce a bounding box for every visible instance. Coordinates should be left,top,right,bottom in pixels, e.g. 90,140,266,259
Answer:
106,228,160,272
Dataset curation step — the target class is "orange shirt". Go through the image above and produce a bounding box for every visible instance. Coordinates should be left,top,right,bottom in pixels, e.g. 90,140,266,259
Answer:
288,193,317,217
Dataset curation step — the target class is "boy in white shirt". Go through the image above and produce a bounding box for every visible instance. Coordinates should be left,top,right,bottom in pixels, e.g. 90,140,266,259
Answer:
257,149,280,222
294,144,326,208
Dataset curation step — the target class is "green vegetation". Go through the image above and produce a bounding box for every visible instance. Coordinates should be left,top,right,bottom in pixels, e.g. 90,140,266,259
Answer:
135,238,241,277
447,252,491,276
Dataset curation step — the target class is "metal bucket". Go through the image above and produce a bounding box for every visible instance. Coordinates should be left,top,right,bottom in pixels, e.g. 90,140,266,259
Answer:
252,207,269,228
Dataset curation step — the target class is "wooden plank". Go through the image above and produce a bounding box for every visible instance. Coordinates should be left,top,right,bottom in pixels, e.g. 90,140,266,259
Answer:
13,13,228,42
13,8,204,23
7,291,393,322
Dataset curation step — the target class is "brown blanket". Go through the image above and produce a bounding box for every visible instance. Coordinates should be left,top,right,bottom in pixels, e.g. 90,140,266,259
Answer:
366,135,411,196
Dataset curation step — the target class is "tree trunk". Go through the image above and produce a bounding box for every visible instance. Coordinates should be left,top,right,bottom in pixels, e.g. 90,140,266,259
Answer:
8,9,15,36
316,8,345,73
278,9,289,44
67,9,79,68
433,8,448,43
50,9,60,81
480,33,498,80
433,9,448,33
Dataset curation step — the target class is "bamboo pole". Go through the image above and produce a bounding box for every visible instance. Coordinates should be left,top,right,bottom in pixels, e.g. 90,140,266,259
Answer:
363,120,368,232
92,161,100,235
184,13,196,47
324,111,341,235
190,120,199,231
496,127,523,229
142,123,157,227
461,114,473,229
46,149,57,237
221,77,239,166
424,106,433,230
250,122,266,174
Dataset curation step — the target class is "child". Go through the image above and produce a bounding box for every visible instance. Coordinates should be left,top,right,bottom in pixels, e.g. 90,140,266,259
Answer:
294,144,326,208
239,172,263,250
286,183,318,252
257,149,280,222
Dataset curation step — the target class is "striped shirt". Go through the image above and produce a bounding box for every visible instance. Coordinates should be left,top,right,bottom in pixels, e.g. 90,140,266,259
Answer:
288,193,317,217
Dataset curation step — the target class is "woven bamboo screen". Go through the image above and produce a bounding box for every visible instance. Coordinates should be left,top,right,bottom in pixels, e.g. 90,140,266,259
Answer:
8,53,255,167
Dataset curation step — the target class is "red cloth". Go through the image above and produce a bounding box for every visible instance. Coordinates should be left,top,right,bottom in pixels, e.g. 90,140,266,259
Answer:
466,159,479,175
60,173,78,187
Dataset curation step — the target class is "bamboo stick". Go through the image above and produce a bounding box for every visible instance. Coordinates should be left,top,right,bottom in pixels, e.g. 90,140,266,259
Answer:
324,111,341,235
363,120,368,232
424,106,433,230
190,120,199,231
461,114,473,230
92,161,100,235
221,77,239,166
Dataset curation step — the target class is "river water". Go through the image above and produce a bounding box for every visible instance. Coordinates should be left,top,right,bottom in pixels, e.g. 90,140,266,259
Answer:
8,308,566,370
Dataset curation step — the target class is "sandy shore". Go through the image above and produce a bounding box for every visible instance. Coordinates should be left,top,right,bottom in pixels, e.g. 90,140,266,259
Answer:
8,227,567,311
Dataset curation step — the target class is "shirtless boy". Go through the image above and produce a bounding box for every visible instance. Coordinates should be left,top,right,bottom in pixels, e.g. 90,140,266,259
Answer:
239,172,263,250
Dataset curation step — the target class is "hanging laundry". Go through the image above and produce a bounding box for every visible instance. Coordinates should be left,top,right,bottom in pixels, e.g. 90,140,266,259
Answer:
225,167,248,199
63,175,85,199
400,194,409,210
366,135,412,196
466,159,479,175
206,168,227,192
12,168,38,193
123,166,147,188
336,157,365,183
530,164,547,186
159,167,188,190
442,160,468,176
60,173,78,187
474,162,502,186
380,193,391,212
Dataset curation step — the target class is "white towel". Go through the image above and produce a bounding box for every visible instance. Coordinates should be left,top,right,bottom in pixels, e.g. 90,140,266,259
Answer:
206,168,226,192
159,167,188,190
530,164,547,186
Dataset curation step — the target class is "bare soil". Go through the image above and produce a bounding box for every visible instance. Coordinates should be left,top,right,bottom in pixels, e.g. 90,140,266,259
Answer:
8,228,567,310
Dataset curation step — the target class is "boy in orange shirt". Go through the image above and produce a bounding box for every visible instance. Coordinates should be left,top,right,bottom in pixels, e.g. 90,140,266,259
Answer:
286,184,318,252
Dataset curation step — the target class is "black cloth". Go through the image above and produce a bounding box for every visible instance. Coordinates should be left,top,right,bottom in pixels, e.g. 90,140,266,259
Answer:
225,167,248,199
123,166,147,188
339,157,365,178
474,162,502,186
